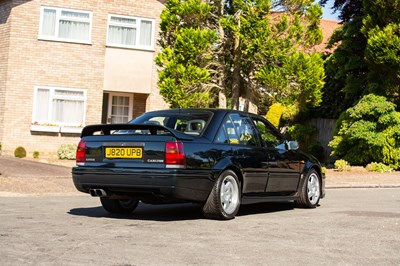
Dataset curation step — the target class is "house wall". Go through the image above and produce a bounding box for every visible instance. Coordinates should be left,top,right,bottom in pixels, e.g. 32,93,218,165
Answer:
0,0,168,156
104,48,154,94
0,0,12,150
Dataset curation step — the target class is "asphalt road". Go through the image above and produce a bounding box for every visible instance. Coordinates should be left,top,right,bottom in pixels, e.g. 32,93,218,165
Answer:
1,189,399,265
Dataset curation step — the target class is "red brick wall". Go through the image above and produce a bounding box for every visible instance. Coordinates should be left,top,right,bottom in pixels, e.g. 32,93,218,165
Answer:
0,0,167,156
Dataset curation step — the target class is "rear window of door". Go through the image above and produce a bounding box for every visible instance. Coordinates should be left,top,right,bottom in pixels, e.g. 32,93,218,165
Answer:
215,113,260,146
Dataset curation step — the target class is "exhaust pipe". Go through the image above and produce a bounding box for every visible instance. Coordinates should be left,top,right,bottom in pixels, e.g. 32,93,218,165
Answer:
89,189,107,197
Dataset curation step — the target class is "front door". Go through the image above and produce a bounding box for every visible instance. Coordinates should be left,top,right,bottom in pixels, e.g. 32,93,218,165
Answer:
107,93,133,124
252,117,300,193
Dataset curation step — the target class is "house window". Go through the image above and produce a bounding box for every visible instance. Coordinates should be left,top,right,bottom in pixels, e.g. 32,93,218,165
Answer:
107,14,155,50
33,86,87,126
39,6,92,43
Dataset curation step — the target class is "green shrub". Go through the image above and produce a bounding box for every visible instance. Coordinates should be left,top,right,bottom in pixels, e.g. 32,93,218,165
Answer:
14,146,27,158
308,141,325,162
57,144,77,160
329,94,400,169
334,159,351,171
288,124,317,143
33,151,40,159
321,166,326,175
366,162,393,173
287,124,317,151
266,103,285,128
281,103,300,122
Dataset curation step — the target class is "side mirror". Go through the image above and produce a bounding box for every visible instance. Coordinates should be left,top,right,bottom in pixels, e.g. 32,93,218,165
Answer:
287,140,299,150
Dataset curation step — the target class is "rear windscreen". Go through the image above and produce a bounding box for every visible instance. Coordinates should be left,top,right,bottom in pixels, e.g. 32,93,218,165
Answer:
130,111,212,136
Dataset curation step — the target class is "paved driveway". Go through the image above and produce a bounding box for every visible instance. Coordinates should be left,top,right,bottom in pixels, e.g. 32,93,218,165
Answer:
0,189,399,265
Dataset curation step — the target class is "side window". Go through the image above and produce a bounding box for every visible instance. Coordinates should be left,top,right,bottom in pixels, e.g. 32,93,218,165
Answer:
215,118,239,144
215,114,259,146
252,119,281,148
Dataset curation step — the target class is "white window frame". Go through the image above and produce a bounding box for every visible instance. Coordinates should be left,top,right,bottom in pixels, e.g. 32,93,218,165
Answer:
38,6,92,44
106,14,155,51
32,86,87,127
107,92,134,124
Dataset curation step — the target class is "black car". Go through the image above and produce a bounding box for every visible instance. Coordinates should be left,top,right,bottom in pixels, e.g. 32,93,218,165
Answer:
72,109,325,220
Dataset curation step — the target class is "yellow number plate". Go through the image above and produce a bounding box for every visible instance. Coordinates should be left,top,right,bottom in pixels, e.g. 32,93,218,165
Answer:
105,147,143,159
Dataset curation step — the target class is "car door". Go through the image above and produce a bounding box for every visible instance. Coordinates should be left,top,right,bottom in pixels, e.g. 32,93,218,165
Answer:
251,117,301,193
217,113,268,194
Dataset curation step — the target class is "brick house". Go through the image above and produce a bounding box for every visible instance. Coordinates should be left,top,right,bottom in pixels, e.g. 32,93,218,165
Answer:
0,0,168,156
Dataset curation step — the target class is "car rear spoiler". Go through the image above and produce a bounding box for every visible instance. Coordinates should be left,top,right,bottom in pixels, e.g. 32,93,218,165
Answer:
81,124,195,140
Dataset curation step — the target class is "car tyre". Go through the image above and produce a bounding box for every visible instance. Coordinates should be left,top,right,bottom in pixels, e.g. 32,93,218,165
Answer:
296,169,321,208
100,197,139,214
202,170,241,220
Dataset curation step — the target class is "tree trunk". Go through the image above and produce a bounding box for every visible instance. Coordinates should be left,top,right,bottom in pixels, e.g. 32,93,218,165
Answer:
243,65,254,112
218,0,227,109
231,11,242,110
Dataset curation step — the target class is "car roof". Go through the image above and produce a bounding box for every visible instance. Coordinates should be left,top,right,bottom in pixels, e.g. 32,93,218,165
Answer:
143,108,257,117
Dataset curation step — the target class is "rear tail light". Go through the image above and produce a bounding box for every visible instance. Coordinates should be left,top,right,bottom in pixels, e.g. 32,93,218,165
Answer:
165,141,186,168
76,140,86,165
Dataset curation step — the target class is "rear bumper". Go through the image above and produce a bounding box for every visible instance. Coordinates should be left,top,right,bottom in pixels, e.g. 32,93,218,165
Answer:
72,167,218,202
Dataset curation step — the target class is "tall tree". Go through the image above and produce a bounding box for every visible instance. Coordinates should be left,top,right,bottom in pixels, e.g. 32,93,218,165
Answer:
157,0,325,114
317,0,400,118
316,0,367,118
156,0,219,108
362,0,400,108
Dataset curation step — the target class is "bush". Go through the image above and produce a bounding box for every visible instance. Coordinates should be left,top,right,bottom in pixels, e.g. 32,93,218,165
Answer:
288,124,317,143
14,146,27,158
308,141,325,162
366,162,393,173
266,103,285,128
33,151,40,159
334,159,351,171
329,94,400,169
287,124,317,151
57,144,77,160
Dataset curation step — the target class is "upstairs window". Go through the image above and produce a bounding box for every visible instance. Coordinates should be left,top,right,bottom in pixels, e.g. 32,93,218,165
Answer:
107,14,155,50
33,86,87,126
39,7,92,44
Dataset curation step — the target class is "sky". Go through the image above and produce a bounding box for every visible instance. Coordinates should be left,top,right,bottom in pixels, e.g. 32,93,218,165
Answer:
321,0,340,21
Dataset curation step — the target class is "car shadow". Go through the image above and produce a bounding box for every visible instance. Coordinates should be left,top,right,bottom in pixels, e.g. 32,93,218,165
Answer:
237,202,295,216
68,201,296,221
68,203,204,222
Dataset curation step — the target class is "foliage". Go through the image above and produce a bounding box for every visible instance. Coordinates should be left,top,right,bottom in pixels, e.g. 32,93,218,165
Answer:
257,52,325,115
14,146,27,158
157,0,325,114
362,0,400,107
308,141,325,162
33,151,40,159
266,103,285,127
366,162,393,173
321,166,326,175
288,124,317,143
314,15,367,118
329,94,400,169
57,144,77,160
315,0,400,119
281,103,299,122
334,159,350,171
